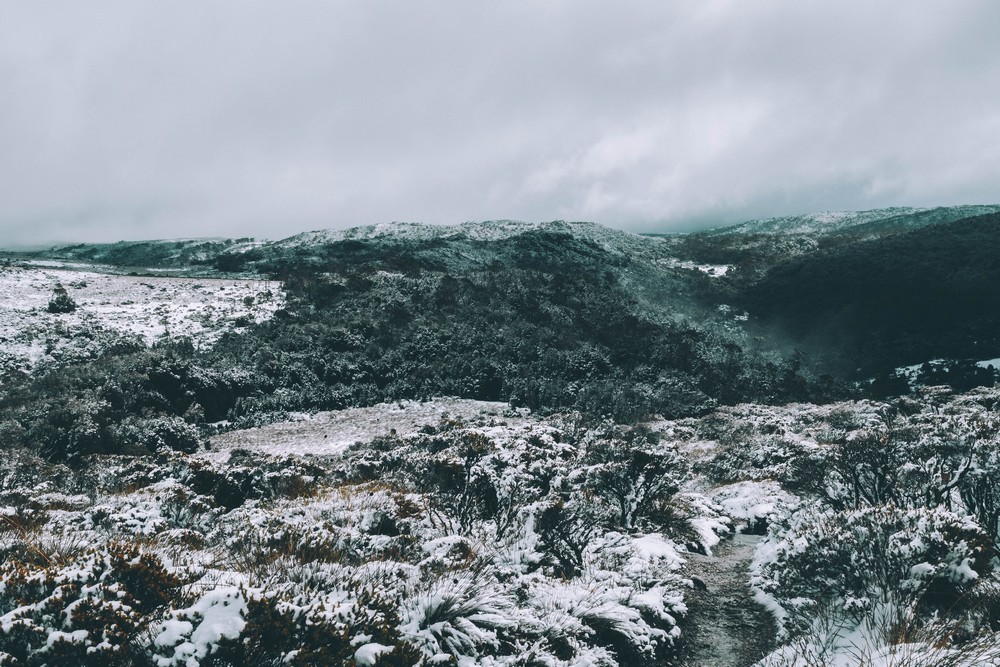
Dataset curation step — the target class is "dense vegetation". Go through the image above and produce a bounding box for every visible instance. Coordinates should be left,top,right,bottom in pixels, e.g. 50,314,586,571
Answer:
0,228,838,464
3,383,1000,664
12,208,1000,466
738,212,1000,378
217,246,831,422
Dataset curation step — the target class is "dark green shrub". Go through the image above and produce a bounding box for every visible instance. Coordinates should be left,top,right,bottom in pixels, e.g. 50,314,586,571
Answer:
46,285,77,314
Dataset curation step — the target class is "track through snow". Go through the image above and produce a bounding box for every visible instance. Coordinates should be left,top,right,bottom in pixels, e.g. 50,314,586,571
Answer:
679,533,777,667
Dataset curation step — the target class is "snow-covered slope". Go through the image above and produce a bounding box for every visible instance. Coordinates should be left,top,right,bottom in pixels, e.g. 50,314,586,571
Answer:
33,237,268,268
0,264,283,376
205,398,529,461
274,219,667,257
705,205,1000,237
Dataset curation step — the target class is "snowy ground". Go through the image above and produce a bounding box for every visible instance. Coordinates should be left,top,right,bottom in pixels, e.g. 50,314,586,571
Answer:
206,398,531,461
0,263,283,375
5,382,999,664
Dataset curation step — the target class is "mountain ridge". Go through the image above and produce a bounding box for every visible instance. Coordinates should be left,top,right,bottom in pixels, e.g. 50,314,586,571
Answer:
13,204,1000,267
702,204,1000,237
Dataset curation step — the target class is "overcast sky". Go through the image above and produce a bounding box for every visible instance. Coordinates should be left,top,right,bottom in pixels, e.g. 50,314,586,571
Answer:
2,1,999,245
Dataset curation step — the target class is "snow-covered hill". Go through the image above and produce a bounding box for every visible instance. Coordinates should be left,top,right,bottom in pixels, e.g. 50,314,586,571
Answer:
31,237,268,269
705,204,1000,237
2,208,1000,666
274,219,670,260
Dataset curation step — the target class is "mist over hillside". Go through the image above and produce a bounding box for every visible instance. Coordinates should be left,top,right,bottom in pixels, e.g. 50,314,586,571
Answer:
740,210,1000,378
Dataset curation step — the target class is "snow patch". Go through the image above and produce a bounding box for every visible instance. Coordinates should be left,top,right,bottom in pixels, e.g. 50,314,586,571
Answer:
154,587,248,667
662,258,731,277
354,643,395,665
205,398,527,460
0,265,284,375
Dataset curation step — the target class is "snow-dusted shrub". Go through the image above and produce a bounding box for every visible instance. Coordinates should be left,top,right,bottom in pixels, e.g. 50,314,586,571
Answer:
498,526,688,665
182,451,323,510
411,431,500,535
286,484,424,566
962,441,1000,543
90,454,178,493
156,483,220,533
116,415,204,454
757,591,1000,667
582,433,686,531
152,569,433,667
0,543,180,666
819,411,1000,523
753,505,992,637
664,492,732,550
0,450,72,496
398,573,517,660
535,496,601,578
176,591,423,667
930,413,1000,541
23,396,115,462
825,428,905,508
705,434,823,488
523,572,683,665
392,547,687,667
712,481,800,536
345,426,579,541
212,483,425,583
45,285,76,314
153,587,250,667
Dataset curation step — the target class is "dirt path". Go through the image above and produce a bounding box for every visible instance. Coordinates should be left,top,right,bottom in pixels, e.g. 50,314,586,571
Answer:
677,533,777,667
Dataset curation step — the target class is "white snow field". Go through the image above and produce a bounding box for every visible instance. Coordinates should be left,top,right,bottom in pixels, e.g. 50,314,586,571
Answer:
0,262,283,376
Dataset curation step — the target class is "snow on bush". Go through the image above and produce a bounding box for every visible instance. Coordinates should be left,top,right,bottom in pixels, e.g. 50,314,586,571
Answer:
752,505,991,638
712,481,800,536
756,593,1000,667
0,544,181,666
153,587,248,667
0,406,711,666
8,390,1000,665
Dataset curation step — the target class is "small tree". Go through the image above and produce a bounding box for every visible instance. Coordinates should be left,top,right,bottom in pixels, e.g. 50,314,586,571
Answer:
584,430,686,531
828,429,903,509
535,497,599,577
47,284,77,313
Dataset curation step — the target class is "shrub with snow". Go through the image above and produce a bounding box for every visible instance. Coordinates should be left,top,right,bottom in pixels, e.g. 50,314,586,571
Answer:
0,544,180,666
753,505,992,638
45,285,76,314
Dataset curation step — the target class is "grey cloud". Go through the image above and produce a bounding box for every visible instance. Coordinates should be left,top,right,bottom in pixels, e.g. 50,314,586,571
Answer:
1,1,999,245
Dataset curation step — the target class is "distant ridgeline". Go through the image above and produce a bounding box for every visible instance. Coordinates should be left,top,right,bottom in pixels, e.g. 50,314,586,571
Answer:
22,237,264,269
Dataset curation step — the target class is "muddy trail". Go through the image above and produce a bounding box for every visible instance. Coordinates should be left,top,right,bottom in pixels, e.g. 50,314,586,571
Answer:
677,533,777,667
